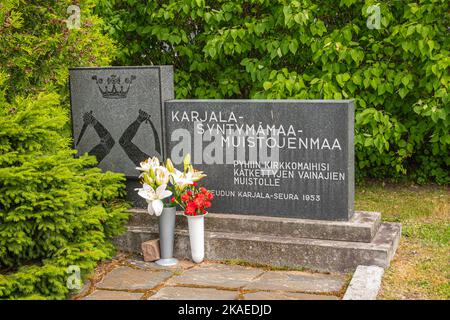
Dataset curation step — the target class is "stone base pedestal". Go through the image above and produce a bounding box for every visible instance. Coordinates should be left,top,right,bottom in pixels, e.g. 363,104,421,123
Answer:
115,210,401,273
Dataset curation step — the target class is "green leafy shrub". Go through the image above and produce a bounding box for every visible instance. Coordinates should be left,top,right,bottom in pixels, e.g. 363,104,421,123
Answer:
0,91,129,299
97,0,449,184
0,0,129,299
0,0,115,103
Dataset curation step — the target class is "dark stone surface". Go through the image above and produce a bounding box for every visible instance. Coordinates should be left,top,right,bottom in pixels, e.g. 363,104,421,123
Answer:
126,179,147,207
69,66,174,179
165,100,354,220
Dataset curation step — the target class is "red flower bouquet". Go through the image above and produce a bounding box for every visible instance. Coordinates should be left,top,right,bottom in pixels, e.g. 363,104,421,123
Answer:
173,184,213,216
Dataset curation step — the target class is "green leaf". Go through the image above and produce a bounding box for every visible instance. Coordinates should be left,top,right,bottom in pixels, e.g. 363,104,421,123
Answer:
343,29,352,42
263,82,273,90
352,73,362,85
399,88,408,99
289,39,299,54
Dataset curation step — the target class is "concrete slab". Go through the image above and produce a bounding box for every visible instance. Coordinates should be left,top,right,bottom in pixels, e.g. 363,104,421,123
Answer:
116,223,401,273
167,264,262,289
343,265,384,300
115,213,401,273
96,266,171,290
244,271,345,293
83,290,143,300
149,286,238,300
126,209,381,242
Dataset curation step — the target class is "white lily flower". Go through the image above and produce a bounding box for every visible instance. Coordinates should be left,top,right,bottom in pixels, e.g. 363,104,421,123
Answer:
155,166,170,185
137,183,172,216
136,157,160,172
136,161,151,172
186,167,207,182
170,169,194,190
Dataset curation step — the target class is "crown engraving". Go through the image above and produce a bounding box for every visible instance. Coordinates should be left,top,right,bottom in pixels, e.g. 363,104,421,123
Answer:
92,74,136,99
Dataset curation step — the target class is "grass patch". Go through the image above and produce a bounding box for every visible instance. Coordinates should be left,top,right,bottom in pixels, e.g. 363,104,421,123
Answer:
355,181,449,300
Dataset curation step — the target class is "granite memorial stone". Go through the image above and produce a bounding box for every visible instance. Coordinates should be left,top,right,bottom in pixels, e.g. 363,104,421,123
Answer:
165,100,354,221
69,66,174,178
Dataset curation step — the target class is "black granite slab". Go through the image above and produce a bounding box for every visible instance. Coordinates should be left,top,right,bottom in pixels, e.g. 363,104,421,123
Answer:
69,66,174,179
164,100,354,221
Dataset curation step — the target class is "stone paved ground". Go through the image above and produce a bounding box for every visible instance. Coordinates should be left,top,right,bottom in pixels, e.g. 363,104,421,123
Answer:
73,254,349,300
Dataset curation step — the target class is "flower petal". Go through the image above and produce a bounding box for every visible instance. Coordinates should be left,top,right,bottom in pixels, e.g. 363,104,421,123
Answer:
155,184,167,196
138,189,151,200
159,190,172,199
147,203,155,215
152,200,164,216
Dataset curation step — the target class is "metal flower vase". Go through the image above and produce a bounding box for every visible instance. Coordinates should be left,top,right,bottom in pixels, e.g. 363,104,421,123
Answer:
156,206,178,266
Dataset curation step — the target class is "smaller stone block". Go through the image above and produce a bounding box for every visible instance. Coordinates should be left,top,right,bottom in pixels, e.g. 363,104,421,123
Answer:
343,265,384,300
141,239,160,262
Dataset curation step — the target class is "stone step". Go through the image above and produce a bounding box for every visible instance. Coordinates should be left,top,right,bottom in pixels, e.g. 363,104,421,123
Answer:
114,222,401,273
127,209,381,243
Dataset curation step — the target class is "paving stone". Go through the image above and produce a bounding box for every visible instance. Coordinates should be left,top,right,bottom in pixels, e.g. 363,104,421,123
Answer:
141,239,160,262
168,264,262,289
127,258,195,271
97,266,171,290
244,271,345,293
149,286,238,300
83,290,143,300
243,291,339,300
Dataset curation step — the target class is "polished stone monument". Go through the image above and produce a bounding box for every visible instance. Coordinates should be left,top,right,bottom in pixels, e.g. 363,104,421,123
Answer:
69,66,173,178
68,67,400,272
165,100,354,221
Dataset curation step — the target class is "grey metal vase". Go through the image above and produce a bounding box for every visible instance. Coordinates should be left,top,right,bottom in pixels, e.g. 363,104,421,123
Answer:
155,206,178,266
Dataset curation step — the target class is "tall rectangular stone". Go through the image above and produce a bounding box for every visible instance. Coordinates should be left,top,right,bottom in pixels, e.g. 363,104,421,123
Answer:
69,66,174,204
69,66,173,176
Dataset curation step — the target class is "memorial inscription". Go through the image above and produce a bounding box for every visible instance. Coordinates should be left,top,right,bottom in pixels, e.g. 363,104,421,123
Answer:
69,66,174,178
165,100,354,221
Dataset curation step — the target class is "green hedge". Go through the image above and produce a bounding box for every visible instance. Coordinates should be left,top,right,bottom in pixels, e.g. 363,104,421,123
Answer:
1,0,114,102
0,92,129,299
0,0,128,299
97,0,449,184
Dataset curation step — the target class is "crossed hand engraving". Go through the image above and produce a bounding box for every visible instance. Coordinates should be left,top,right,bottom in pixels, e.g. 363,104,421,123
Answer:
82,110,97,126
76,109,161,165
